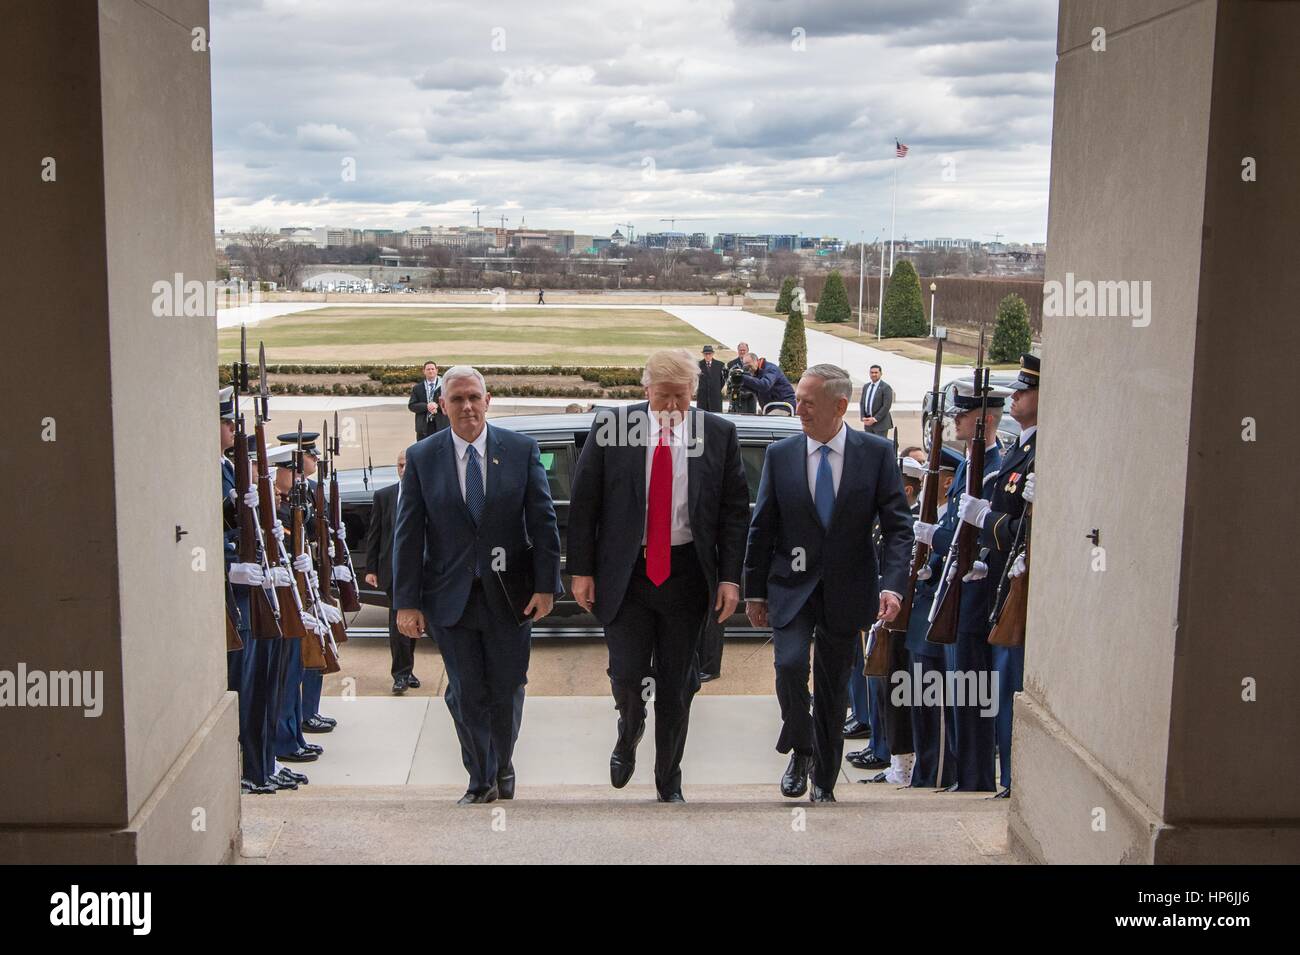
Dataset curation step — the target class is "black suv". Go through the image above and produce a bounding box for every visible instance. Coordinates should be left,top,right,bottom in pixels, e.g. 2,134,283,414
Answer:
337,411,809,637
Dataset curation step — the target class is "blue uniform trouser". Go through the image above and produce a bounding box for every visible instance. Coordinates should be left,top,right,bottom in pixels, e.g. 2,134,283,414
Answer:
301,669,323,721
263,638,289,775
867,675,890,760
848,637,871,725
992,645,1024,788
907,652,957,789
943,629,997,792
275,638,309,756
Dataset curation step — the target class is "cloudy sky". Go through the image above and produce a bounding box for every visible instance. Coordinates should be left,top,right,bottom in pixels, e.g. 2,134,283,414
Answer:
211,0,1058,244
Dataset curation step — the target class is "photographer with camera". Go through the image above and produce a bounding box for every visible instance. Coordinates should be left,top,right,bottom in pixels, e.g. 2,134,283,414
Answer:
724,342,758,414
738,351,796,416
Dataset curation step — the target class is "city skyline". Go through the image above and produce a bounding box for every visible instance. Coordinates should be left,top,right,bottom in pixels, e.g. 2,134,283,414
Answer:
212,0,1057,243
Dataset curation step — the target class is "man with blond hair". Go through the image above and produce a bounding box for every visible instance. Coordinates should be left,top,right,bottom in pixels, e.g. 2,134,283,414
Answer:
568,348,750,802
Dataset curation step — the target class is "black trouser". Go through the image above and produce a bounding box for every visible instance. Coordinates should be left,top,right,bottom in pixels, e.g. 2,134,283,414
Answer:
697,615,724,679
605,543,709,797
883,631,914,756
433,580,531,794
386,589,416,682
772,583,856,792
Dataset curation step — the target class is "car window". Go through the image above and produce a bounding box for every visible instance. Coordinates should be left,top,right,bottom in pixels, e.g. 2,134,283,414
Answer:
538,444,574,501
740,443,768,503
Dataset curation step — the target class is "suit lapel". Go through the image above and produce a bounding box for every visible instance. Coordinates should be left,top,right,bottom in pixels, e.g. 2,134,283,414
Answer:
629,404,649,516
485,425,503,508
686,407,701,523
827,429,860,530
793,436,823,530
438,430,473,524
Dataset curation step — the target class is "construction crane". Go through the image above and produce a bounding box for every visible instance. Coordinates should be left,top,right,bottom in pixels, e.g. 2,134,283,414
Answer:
984,231,1005,244
473,207,481,228
498,214,510,229
616,222,636,244
659,217,709,231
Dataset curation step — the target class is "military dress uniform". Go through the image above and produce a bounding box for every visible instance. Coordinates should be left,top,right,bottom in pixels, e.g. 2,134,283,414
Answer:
971,354,1038,794
920,382,1007,792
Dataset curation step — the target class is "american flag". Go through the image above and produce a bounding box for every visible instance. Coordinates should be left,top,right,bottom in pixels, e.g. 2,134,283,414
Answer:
895,140,909,158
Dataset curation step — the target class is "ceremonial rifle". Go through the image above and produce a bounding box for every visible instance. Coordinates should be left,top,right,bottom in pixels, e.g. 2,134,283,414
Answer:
889,329,947,633
233,326,282,639
926,327,990,646
253,343,308,638
314,418,350,645
289,427,339,673
328,411,363,612
988,502,1031,647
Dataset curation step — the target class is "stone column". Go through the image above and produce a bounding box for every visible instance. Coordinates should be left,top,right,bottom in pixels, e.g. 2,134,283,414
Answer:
1011,0,1300,863
0,0,238,863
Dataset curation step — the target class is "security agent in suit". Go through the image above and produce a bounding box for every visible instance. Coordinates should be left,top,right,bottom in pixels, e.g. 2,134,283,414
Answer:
696,344,725,413
364,449,421,694
913,380,1007,792
409,360,451,440
394,365,562,805
725,342,757,414
958,353,1038,799
744,363,914,802
568,349,750,802
859,364,894,436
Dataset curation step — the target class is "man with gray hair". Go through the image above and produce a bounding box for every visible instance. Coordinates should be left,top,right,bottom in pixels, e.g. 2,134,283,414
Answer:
568,348,750,802
744,362,914,802
393,365,562,804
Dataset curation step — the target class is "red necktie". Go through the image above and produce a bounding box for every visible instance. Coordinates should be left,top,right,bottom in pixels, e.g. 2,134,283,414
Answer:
646,425,672,586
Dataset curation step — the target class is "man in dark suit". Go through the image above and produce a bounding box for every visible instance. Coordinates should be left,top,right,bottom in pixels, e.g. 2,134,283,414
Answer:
696,345,725,413
409,361,450,441
364,449,422,695
745,363,913,802
859,364,894,436
393,366,562,805
568,349,750,802
724,341,757,414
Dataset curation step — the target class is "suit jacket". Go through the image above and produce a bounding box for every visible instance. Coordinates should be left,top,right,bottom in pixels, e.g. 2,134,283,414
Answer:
859,380,894,435
409,379,450,437
567,403,750,626
926,443,1004,632
364,481,399,593
696,359,725,413
744,426,913,634
740,360,796,408
392,424,562,628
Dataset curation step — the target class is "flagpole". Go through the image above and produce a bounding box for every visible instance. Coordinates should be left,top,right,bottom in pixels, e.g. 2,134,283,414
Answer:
888,148,899,277
857,230,865,335
876,233,885,341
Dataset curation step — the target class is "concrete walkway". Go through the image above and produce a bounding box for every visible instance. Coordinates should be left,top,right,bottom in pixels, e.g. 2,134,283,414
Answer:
240,695,1014,864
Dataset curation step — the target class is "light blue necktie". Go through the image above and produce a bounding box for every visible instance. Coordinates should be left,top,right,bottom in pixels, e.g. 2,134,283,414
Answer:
814,445,835,528
465,444,485,576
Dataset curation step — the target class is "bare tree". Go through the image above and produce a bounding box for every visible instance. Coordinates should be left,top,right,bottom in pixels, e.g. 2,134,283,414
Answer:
239,226,280,283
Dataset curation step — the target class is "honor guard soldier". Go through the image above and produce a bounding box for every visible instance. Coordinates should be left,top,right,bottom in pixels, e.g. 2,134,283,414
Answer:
912,378,1008,792
958,353,1038,798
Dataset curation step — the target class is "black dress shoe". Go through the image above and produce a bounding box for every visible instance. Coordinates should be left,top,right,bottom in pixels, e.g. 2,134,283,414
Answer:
302,742,324,755
657,790,686,803
315,714,337,727
780,754,811,798
278,748,319,763
392,678,407,695
242,780,277,795
405,675,421,689
842,718,871,739
277,768,309,785
809,784,837,803
993,787,1011,800
497,767,515,800
698,671,718,684
856,770,888,783
303,716,334,733
846,752,888,771
456,785,499,806
269,775,298,791
609,722,644,789
936,782,960,793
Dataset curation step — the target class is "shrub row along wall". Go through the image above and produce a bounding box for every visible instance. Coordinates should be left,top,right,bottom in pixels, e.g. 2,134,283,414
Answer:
799,274,1045,333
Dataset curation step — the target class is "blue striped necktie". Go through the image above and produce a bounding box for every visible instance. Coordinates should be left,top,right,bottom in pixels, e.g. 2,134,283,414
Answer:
465,444,485,576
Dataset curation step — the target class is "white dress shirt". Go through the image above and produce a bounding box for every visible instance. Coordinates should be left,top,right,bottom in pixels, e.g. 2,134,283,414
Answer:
642,415,692,546
450,425,488,501
864,380,879,416
1018,425,1037,447
805,422,847,501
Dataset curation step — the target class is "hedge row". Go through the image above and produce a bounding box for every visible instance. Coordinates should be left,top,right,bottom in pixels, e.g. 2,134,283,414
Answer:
256,381,643,399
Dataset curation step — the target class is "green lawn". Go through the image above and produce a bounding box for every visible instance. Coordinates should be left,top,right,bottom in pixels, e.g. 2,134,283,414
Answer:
217,306,713,366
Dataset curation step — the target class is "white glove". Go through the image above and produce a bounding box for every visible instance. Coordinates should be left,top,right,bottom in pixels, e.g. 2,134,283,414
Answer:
916,564,933,582
320,603,343,625
299,611,323,635
913,521,937,546
293,552,312,574
272,519,286,542
243,486,260,509
946,561,958,583
331,564,354,583
1022,473,1035,505
958,492,991,529
309,569,320,589
336,523,347,542
328,542,336,559
270,566,293,588
228,562,265,587
962,560,988,582
1008,553,1026,579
